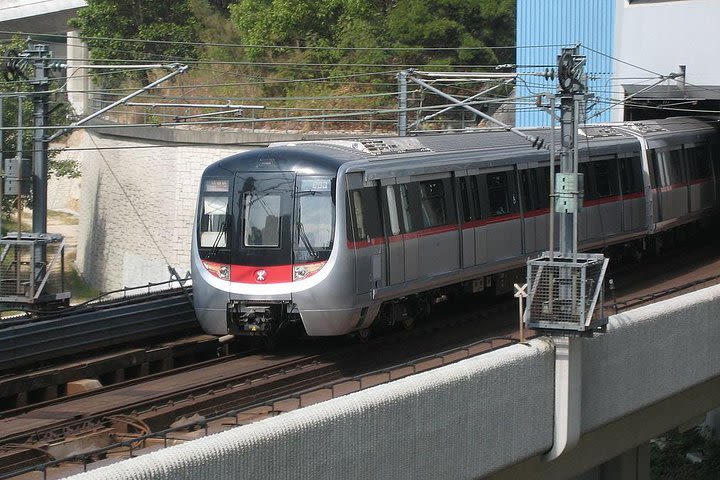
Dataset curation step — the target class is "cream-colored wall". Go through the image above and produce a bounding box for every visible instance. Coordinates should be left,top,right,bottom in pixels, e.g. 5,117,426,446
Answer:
50,130,253,292
612,0,720,121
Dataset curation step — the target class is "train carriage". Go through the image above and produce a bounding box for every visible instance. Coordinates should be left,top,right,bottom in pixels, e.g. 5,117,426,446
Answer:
191,117,720,339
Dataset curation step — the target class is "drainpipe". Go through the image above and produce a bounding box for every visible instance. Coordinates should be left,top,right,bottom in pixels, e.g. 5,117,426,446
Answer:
544,335,583,461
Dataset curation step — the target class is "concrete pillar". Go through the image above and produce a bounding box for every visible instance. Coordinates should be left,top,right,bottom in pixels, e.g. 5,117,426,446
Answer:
704,408,720,440
66,31,89,116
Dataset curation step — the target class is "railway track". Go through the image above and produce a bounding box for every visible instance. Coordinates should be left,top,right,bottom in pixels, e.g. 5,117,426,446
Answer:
2,239,719,478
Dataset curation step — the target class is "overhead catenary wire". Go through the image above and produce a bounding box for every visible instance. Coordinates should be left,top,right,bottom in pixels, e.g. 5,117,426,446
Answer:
1,30,560,52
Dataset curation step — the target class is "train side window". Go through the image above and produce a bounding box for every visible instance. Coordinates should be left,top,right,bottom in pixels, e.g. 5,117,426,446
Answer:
520,168,547,212
398,183,415,233
349,187,383,241
385,186,401,236
350,191,366,240
579,163,593,200
668,150,686,185
538,167,550,208
650,150,663,188
418,180,447,228
619,156,643,194
687,145,712,180
486,171,514,216
592,159,618,198
519,170,534,212
462,176,482,221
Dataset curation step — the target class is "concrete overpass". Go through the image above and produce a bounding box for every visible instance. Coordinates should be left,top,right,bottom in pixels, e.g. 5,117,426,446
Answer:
0,0,85,36
1,0,89,114
65,284,720,480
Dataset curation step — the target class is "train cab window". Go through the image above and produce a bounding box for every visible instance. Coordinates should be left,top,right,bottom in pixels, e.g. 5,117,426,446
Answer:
243,193,281,247
418,180,447,228
199,178,230,249
486,171,517,216
619,156,643,194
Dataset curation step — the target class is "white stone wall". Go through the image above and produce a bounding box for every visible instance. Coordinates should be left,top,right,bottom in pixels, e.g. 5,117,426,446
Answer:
65,131,252,292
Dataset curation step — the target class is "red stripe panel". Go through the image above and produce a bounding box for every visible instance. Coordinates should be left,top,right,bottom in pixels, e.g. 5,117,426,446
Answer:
689,178,712,186
230,264,292,284
523,208,551,219
463,212,521,229
622,191,645,200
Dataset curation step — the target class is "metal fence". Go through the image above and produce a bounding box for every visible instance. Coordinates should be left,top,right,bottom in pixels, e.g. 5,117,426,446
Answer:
525,252,608,332
0,233,66,304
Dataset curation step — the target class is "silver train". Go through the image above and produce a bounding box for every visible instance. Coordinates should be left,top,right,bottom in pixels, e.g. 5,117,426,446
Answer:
191,117,720,338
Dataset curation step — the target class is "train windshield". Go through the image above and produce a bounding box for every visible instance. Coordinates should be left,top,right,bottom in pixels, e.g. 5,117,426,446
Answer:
197,177,231,263
294,176,335,263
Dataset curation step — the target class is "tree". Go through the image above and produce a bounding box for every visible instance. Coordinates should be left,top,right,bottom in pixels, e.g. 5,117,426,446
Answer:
0,39,80,219
69,0,202,85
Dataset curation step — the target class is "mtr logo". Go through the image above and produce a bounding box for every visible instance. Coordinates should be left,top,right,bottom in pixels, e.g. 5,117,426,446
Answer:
255,269,267,282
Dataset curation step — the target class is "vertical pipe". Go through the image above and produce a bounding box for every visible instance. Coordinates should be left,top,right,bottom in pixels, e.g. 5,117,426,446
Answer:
549,95,556,261
32,88,48,237
397,70,408,136
16,95,23,159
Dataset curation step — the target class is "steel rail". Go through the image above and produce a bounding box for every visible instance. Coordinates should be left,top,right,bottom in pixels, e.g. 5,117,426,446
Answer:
0,289,198,372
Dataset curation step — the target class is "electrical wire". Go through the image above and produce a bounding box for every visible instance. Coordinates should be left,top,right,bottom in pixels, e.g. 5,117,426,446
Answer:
2,30,558,53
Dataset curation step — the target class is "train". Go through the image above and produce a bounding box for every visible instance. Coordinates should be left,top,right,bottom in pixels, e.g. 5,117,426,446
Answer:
191,116,720,340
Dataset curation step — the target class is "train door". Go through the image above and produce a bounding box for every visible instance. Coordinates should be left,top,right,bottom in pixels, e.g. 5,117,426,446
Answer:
651,147,689,223
397,182,419,282
415,175,459,277
232,171,295,282
618,153,645,233
582,156,622,243
518,164,550,255
686,144,714,213
346,182,384,295
457,171,478,268
477,168,522,263
381,181,405,285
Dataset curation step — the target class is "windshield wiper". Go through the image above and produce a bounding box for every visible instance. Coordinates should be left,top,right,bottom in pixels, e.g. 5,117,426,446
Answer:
297,221,318,259
210,220,228,257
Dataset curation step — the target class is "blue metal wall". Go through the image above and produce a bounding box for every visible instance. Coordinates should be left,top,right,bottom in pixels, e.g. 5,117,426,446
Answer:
516,0,615,126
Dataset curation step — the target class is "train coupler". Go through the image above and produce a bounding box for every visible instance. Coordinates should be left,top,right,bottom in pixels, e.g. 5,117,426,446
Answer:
227,301,286,336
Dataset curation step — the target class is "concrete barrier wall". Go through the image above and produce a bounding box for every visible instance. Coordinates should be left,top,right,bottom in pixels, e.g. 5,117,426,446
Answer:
582,284,720,431
64,284,720,480
65,339,556,480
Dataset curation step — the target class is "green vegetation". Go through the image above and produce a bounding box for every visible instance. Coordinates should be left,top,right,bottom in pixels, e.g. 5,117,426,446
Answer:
651,427,720,479
67,0,515,103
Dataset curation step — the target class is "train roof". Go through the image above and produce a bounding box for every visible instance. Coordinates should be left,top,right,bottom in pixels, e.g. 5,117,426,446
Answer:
207,116,719,181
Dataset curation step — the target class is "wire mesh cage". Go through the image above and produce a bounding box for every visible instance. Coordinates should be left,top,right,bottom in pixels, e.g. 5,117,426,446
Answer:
0,233,67,304
524,252,608,332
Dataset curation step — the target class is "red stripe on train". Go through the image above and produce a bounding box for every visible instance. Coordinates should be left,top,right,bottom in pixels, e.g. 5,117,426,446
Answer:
230,264,292,284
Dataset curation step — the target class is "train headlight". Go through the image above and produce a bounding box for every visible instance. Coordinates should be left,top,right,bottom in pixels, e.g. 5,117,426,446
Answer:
293,261,326,281
202,260,230,280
